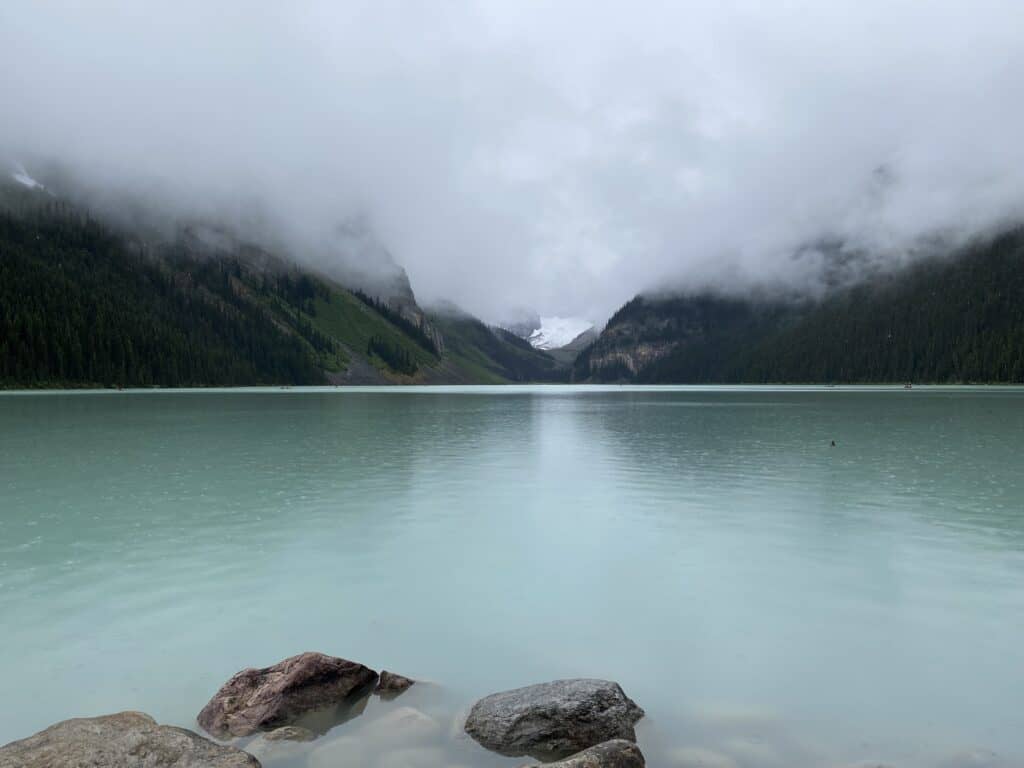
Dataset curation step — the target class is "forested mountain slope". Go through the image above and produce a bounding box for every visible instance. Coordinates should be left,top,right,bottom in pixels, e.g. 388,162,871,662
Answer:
0,187,568,387
428,309,566,383
0,210,327,387
577,229,1024,383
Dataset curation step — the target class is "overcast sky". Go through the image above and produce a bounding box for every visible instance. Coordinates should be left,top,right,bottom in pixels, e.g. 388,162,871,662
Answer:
3,1,1024,322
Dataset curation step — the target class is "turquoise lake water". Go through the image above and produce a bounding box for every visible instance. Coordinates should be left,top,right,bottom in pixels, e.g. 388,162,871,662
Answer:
1,386,1022,767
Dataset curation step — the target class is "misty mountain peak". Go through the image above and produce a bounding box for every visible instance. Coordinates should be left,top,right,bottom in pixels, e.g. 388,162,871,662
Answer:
8,161,45,191
528,317,594,351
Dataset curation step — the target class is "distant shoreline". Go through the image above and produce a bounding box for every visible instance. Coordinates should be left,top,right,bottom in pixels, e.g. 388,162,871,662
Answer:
4,382,1023,394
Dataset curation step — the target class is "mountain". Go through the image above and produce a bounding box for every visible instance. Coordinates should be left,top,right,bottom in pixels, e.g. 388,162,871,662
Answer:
576,229,1024,383
324,216,442,348
546,326,599,366
12,161,1023,388
496,309,542,342
0,176,570,387
427,306,567,383
527,316,594,350
9,162,46,191
497,312,594,353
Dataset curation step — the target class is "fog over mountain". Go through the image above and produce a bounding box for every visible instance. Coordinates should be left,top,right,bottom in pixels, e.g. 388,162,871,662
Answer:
3,1,1024,323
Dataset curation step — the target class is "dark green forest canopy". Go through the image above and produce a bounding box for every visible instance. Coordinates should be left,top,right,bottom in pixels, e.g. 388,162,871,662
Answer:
0,210,326,387
5,191,1024,388
0,202,568,387
579,229,1024,384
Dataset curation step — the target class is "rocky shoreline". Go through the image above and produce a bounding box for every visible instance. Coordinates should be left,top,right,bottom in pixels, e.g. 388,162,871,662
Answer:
0,650,1006,768
0,651,648,768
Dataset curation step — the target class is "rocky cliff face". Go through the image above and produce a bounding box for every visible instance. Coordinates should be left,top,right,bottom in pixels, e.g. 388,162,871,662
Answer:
574,293,784,382
586,340,678,376
172,215,450,358
580,228,1024,384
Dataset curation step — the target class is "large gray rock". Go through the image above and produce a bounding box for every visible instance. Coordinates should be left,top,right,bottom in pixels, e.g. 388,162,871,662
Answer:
197,651,377,738
0,711,260,768
523,740,645,768
464,679,644,759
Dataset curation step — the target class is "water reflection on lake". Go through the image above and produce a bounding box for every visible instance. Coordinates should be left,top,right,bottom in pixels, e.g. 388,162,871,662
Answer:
1,386,1022,767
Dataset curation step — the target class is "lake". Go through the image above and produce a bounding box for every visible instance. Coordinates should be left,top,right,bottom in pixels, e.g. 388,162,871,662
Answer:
1,386,1023,767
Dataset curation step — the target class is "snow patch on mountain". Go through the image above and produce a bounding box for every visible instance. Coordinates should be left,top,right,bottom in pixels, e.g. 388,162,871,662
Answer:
528,316,593,350
10,162,44,190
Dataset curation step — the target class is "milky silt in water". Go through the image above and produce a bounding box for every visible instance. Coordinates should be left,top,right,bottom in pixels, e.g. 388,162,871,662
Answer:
2,386,1023,768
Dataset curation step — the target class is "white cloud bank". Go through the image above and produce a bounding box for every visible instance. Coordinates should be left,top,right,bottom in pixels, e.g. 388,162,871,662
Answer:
2,1,1024,321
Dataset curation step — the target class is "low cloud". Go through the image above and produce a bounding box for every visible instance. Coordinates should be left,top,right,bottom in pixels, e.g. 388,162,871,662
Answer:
3,1,1024,322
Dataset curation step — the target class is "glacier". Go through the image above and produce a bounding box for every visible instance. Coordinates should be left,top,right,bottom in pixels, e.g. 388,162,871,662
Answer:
528,316,593,350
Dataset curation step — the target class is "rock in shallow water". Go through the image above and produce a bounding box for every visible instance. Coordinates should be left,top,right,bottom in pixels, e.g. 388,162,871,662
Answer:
307,734,363,768
668,746,738,768
523,739,646,768
358,706,441,745
377,745,447,768
376,670,415,697
197,651,377,738
244,728,316,764
464,679,645,759
262,725,315,742
0,711,260,768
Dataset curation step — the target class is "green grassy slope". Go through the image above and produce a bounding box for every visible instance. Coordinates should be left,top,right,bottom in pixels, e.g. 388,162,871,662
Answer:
0,197,441,386
0,189,569,386
310,289,438,377
429,310,567,383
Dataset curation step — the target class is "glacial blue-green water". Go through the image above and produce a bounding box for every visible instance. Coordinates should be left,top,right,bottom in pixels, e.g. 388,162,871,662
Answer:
1,386,1023,767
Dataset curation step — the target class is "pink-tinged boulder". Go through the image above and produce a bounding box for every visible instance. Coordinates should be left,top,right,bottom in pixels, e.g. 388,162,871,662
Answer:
197,652,377,738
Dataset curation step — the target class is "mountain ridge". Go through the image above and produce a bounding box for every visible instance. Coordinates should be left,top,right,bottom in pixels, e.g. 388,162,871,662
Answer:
6,168,1024,387
0,177,568,388
576,228,1024,384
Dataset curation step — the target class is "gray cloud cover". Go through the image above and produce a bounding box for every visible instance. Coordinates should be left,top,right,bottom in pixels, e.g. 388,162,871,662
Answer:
3,1,1024,322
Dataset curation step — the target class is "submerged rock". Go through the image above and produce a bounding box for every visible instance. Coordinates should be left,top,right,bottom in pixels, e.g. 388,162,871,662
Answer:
523,739,646,768
449,707,471,741
357,706,441,746
0,711,260,768
307,734,363,768
197,651,377,738
244,728,316,764
377,746,447,768
375,670,415,697
668,746,739,768
262,725,315,742
464,679,644,759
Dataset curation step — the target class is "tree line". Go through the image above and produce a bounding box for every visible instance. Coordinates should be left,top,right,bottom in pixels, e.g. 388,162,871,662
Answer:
353,289,439,356
366,335,417,375
580,229,1024,384
0,209,325,387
